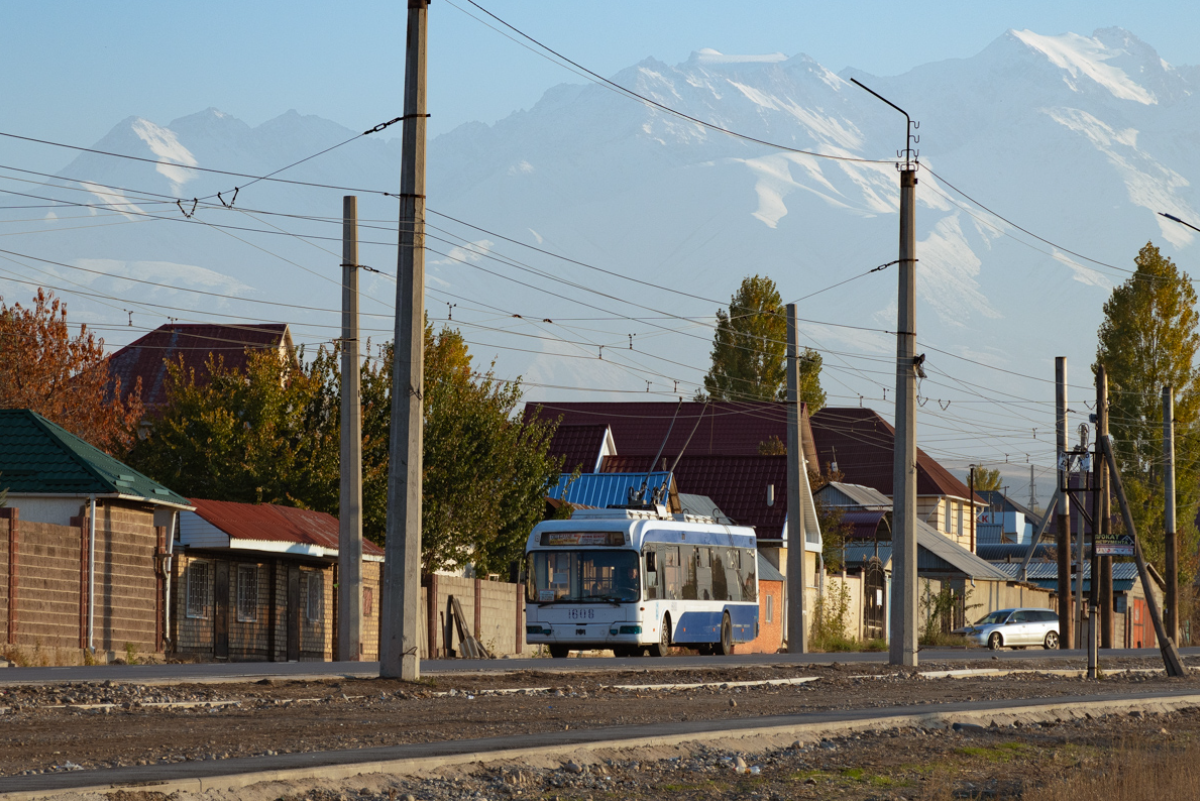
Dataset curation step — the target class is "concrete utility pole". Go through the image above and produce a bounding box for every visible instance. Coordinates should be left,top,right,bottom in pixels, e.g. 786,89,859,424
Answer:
890,163,919,667
785,304,807,654
1097,367,1114,648
1029,464,1037,512
339,196,364,662
381,0,429,681
848,77,919,666
1087,373,1101,677
1054,357,1073,650
1164,385,1178,644
968,466,976,552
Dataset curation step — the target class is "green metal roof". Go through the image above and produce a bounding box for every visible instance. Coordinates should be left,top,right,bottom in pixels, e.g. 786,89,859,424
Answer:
0,409,192,508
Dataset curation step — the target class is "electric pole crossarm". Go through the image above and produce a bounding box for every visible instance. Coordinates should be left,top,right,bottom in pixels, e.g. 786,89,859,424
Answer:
1098,435,1186,676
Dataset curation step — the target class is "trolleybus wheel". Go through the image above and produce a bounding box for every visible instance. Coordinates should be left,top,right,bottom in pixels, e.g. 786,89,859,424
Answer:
648,616,671,657
549,645,570,659
719,613,734,656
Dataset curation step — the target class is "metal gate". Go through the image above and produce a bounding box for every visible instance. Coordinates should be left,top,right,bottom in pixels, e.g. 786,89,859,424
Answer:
863,557,886,641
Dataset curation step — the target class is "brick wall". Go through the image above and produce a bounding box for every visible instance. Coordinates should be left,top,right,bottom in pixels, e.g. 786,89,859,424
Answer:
0,510,10,644
361,561,382,661
92,503,159,652
16,519,84,649
424,575,522,658
1,502,159,655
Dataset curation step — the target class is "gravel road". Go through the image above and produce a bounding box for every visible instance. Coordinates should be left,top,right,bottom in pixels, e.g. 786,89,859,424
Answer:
2,655,1197,781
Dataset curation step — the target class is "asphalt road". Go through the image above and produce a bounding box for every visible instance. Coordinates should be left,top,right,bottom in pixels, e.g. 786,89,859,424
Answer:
4,687,1199,795
2,646,1197,685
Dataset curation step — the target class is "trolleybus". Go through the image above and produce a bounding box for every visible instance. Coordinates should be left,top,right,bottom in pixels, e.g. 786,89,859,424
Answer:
524,506,759,657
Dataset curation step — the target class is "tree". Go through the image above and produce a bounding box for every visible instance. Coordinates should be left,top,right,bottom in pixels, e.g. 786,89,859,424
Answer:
703,275,826,410
972,467,1002,492
1095,242,1200,579
124,345,342,511
128,323,564,577
0,288,143,454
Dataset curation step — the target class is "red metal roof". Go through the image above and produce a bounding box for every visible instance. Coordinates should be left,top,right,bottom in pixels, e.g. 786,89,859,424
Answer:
602,454,788,540
810,407,977,501
108,323,293,408
525,401,818,468
189,497,383,556
546,424,610,473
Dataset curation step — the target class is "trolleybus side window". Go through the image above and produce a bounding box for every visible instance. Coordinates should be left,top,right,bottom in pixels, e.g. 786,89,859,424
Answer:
662,546,682,600
741,548,757,602
644,550,659,600
695,547,713,601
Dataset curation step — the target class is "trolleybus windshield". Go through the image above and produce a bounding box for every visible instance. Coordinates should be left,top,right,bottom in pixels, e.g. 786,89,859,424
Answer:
526,550,640,603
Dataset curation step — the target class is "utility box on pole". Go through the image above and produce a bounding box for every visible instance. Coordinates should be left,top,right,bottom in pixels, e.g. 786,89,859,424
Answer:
338,195,363,662
382,0,429,681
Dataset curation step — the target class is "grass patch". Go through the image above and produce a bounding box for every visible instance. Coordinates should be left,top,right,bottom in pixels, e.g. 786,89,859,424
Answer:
955,742,1031,763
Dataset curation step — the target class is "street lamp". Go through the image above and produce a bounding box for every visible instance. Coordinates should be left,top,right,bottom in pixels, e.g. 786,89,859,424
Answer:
1159,212,1200,234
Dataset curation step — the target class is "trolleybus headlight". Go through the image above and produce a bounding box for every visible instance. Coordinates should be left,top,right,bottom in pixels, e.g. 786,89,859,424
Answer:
619,625,642,635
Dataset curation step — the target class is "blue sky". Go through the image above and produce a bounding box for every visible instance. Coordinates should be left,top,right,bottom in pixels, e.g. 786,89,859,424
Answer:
3,0,1200,172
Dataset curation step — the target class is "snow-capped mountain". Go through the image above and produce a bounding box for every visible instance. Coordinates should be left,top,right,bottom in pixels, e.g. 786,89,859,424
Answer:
2,27,1198,485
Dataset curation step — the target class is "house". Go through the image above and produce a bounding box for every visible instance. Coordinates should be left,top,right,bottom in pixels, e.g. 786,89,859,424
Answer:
990,561,1167,649
0,409,193,660
810,408,984,550
817,481,1053,637
173,498,385,662
107,323,297,415
175,498,531,663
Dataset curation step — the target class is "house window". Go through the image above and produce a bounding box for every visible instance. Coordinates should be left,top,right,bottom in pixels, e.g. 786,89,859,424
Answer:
186,561,211,619
956,502,964,536
765,593,774,624
236,565,258,622
363,587,374,617
306,572,323,622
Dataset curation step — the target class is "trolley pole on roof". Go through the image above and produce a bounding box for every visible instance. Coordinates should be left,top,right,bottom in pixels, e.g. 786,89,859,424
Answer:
785,303,807,653
381,0,429,681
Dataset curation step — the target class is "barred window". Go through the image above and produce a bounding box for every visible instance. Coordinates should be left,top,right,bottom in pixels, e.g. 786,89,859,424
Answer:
186,561,211,619
236,565,258,622
363,587,374,617
305,572,323,622
765,593,774,624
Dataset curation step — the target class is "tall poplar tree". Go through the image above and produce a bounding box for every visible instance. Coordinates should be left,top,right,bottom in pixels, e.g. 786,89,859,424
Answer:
1095,242,1200,578
702,274,826,409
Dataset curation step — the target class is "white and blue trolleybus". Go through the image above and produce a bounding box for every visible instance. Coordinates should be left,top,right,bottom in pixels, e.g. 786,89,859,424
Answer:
524,506,759,657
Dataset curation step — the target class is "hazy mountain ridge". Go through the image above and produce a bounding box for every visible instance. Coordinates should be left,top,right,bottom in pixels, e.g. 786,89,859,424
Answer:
2,27,1198,490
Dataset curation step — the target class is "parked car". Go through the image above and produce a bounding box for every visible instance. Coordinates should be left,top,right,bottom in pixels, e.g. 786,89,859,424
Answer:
954,608,1059,650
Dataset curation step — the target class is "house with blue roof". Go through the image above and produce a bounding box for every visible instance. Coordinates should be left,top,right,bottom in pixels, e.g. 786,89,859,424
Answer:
0,409,192,661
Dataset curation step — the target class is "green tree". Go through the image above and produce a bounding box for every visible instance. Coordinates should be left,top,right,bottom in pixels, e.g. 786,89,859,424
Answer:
972,467,1002,492
124,346,342,510
128,324,564,577
702,275,826,410
1095,242,1200,579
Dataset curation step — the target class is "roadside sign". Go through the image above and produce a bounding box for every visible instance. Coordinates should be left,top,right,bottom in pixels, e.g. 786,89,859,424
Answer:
1095,532,1134,556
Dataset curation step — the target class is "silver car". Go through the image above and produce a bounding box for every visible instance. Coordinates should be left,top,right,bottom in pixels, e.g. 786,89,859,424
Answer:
957,607,1060,650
